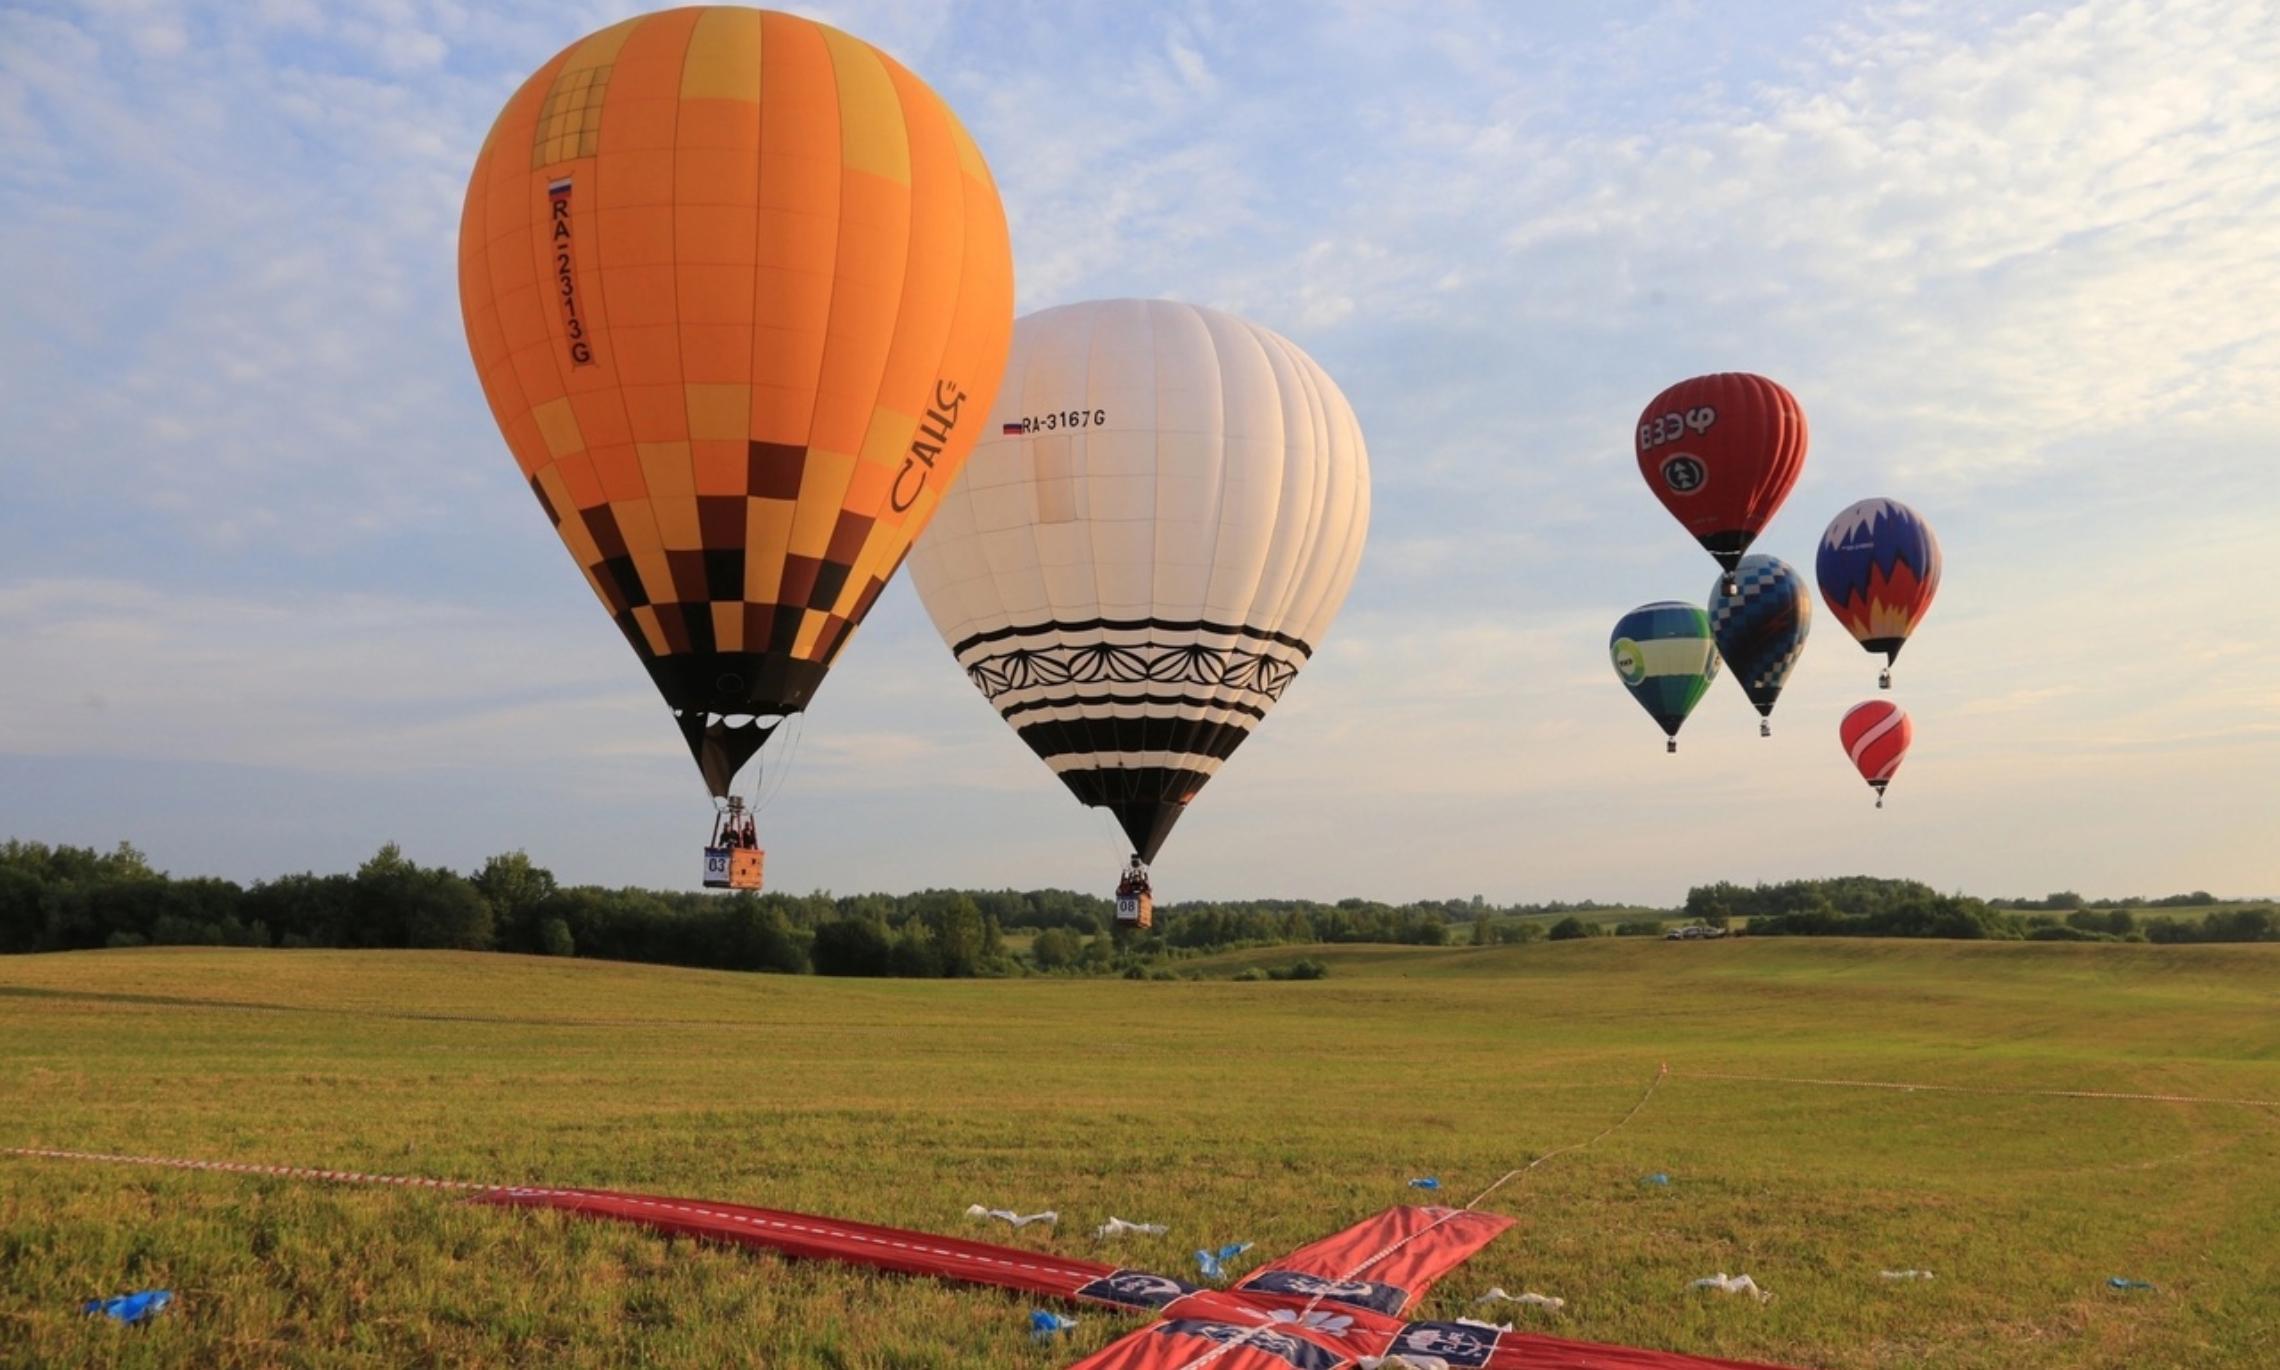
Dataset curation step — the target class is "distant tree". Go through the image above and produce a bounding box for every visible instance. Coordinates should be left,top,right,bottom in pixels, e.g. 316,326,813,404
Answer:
716,894,807,973
1031,926,1080,970
537,917,576,958
1470,916,1491,946
2203,907,2276,942
473,851,559,953
243,873,358,948
399,873,495,950
352,844,493,950
1548,916,1597,941
916,894,987,977
811,917,894,976
890,921,942,977
0,866,44,953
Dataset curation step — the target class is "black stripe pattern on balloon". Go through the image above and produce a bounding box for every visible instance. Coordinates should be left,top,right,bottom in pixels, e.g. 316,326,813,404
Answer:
963,635,1305,710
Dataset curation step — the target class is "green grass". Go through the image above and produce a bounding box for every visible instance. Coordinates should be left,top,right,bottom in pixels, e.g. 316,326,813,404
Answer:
3,941,2276,1368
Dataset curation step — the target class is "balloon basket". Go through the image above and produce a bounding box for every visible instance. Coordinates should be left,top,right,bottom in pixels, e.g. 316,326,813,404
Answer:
1879,668,1892,689
1665,738,1677,754
1759,719,1771,737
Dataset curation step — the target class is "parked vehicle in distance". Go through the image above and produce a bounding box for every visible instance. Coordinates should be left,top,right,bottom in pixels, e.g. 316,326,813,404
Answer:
1666,925,1728,941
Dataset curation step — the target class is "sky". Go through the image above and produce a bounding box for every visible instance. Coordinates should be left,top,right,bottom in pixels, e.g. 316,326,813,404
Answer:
1,0,2275,905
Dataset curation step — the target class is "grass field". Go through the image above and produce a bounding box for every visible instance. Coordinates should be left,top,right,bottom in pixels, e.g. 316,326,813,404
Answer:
3,941,2276,1368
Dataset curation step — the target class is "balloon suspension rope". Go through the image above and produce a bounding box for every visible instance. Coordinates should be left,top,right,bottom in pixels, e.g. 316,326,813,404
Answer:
752,714,806,817
1168,1064,1670,1369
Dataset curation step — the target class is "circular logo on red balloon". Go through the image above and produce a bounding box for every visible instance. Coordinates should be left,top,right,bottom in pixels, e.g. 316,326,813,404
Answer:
1659,453,1707,495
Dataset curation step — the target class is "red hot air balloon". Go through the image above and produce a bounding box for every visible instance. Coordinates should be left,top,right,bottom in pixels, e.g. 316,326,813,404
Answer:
1636,373,1808,592
1839,700,1912,808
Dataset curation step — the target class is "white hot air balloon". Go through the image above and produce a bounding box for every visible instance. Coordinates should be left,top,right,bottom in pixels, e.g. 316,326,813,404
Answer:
907,299,1370,896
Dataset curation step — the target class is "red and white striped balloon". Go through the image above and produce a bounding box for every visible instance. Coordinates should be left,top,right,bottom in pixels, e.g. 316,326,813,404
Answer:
1839,700,1912,807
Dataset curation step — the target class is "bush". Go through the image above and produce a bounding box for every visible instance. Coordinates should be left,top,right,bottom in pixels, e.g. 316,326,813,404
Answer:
1548,916,1598,941
1031,926,1081,970
1267,958,1328,981
537,917,575,958
1231,967,1267,982
1613,920,1666,937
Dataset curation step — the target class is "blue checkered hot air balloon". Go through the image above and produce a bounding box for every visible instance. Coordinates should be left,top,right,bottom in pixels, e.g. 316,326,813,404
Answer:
1707,555,1810,736
1610,602,1719,753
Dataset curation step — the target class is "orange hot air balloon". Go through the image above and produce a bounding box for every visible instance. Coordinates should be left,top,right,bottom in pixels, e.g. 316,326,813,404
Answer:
459,7,1014,797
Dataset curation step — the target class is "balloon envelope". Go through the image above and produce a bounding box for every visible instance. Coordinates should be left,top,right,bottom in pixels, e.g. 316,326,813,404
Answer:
459,7,1014,794
906,299,1370,861
1839,699,1913,802
1707,554,1810,725
1817,498,1941,682
1609,602,1719,745
1635,373,1807,576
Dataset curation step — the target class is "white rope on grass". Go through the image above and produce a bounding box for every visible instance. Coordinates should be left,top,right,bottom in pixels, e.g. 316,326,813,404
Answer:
1,1146,505,1190
1678,1070,2280,1110
0,1147,1113,1284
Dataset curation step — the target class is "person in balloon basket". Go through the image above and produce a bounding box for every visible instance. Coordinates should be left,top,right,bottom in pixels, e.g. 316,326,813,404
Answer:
1117,854,1151,900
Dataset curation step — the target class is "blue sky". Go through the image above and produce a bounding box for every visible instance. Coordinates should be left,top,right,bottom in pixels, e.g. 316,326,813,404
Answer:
2,0,2275,903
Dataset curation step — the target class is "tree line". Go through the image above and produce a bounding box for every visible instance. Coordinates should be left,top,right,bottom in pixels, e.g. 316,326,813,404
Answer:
4,843,2270,978
1681,877,2275,942
0,839,1461,976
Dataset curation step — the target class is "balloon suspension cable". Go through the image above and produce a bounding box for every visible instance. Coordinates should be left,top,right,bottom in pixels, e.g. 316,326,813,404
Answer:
751,714,806,817
1090,808,1133,873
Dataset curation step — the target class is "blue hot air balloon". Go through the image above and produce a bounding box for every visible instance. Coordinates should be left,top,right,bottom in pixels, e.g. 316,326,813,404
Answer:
1816,498,1941,688
1707,554,1811,736
1610,602,1720,753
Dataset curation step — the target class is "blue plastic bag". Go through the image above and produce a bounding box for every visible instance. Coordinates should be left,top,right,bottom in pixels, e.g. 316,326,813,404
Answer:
1195,1242,1253,1279
84,1290,172,1325
1408,1177,1441,1190
2107,1277,2155,1292
1029,1309,1076,1340
1641,1173,1671,1186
